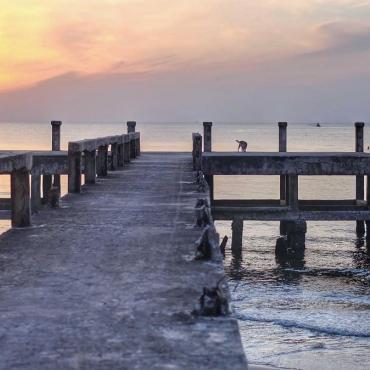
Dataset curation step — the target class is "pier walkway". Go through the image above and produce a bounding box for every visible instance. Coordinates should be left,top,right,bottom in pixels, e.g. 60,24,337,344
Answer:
0,152,247,370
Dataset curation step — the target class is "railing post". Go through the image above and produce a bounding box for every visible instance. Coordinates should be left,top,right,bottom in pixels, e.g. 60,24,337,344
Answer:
279,122,288,234
68,143,82,193
97,145,108,177
84,149,96,184
123,135,130,163
31,174,41,213
127,122,136,159
42,175,52,204
118,136,124,167
136,132,141,156
192,133,202,171
129,134,136,159
127,121,136,133
203,122,213,203
203,122,212,152
355,122,365,235
279,122,287,202
51,120,62,190
11,169,31,227
287,175,299,211
110,142,118,170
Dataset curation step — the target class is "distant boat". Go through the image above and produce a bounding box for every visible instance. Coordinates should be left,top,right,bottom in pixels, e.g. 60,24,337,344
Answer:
316,123,321,127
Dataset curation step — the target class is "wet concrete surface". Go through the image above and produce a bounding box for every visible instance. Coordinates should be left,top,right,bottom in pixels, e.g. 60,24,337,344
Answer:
0,153,247,370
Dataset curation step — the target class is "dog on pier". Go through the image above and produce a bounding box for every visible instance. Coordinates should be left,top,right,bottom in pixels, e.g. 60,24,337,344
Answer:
236,140,248,152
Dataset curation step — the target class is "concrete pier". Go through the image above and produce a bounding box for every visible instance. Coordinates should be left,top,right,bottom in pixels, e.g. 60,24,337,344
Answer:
0,153,247,370
231,218,244,256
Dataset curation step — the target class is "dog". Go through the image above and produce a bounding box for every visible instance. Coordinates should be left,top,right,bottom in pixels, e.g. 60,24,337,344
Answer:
236,140,248,152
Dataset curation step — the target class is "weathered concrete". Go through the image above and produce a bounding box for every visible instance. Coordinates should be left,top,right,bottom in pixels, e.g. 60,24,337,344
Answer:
202,152,370,175
192,133,202,171
51,121,62,190
355,122,365,235
0,152,247,370
203,122,212,153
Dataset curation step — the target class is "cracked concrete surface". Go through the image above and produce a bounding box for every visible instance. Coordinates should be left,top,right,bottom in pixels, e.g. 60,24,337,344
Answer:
0,152,247,370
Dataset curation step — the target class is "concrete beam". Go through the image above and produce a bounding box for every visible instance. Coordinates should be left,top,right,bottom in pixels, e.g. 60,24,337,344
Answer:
202,152,370,175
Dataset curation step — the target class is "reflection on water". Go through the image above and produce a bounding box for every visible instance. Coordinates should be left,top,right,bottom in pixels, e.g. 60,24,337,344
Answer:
0,121,370,368
217,219,370,370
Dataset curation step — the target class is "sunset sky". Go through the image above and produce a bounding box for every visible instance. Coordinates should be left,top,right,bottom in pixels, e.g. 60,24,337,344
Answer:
1,0,370,122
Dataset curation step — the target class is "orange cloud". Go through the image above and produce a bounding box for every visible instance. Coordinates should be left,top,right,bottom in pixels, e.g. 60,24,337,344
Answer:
0,0,369,91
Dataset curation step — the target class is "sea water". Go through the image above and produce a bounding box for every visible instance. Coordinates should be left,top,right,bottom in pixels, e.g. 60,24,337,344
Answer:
0,121,369,369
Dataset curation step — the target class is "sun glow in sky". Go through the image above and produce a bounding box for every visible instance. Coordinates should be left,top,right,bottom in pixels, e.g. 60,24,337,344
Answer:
1,0,370,90
1,0,370,121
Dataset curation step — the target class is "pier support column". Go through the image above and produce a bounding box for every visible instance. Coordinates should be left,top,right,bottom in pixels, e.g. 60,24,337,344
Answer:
355,122,365,235
279,122,288,234
84,150,96,184
231,218,243,256
11,169,31,227
68,146,82,193
51,120,62,190
276,220,307,266
110,143,118,171
31,175,41,213
286,220,307,255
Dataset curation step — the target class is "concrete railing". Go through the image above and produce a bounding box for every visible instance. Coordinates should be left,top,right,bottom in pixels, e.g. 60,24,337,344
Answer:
0,121,141,228
0,152,33,227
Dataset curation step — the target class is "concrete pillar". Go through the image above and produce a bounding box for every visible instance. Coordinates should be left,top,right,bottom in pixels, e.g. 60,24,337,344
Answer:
68,146,82,193
355,122,365,235
279,122,287,201
279,122,288,234
288,175,299,211
110,143,118,170
203,122,213,202
130,135,136,159
205,175,214,204
127,121,136,133
123,135,130,164
118,141,124,167
42,174,52,204
84,150,96,184
286,220,307,255
97,146,108,177
11,169,31,227
51,120,62,190
192,133,202,171
136,133,141,156
366,175,370,241
231,218,243,255
31,175,41,213
203,122,212,152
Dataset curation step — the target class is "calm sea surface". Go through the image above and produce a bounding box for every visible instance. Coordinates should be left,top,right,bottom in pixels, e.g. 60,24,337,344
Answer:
0,122,369,369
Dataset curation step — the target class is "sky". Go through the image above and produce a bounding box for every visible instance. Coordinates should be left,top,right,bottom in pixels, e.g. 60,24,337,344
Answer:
1,0,370,122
